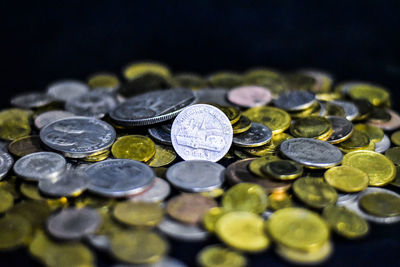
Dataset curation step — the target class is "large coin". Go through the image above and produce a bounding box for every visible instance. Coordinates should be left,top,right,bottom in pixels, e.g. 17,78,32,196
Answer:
40,117,116,158
232,123,272,148
85,159,155,197
65,91,118,118
171,104,232,162
0,152,13,179
110,89,196,126
46,80,89,102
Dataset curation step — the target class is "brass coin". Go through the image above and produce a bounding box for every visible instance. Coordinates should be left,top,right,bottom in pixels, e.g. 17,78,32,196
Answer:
275,241,332,265
293,177,337,209
241,144,274,157
353,99,373,120
248,155,280,177
261,160,303,180
359,192,400,217
87,72,120,90
288,101,322,119
0,176,21,200
268,192,293,211
208,72,243,88
354,123,384,143
166,193,217,224
20,183,67,208
147,144,176,167
232,115,252,134
391,166,400,187
83,149,110,162
197,245,247,267
203,207,226,233
243,106,291,134
222,183,268,214
324,166,369,192
123,61,171,80
0,108,32,141
348,84,390,107
391,131,400,146
0,214,32,250
113,201,163,227
111,135,155,162
290,116,332,140
7,200,51,229
201,188,225,199
338,130,370,152
8,135,43,157
322,205,369,239
243,68,287,95
316,93,341,101
0,188,13,213
385,147,400,165
213,105,241,125
173,73,208,90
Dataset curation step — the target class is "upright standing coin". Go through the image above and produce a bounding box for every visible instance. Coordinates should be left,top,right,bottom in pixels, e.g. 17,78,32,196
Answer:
171,104,233,162
243,106,291,134
65,91,118,118
40,117,116,158
274,90,316,111
34,110,75,129
324,166,369,192
233,123,272,147
326,116,354,144
228,86,272,107
112,135,155,162
46,80,89,102
0,152,13,179
11,92,54,109
293,177,337,209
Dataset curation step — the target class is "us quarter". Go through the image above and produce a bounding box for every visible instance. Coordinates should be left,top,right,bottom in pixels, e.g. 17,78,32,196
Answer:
11,92,54,109
0,152,13,179
326,116,354,144
34,110,75,129
171,104,233,162
232,123,272,147
148,127,172,145
274,90,316,111
158,217,209,242
46,80,89,102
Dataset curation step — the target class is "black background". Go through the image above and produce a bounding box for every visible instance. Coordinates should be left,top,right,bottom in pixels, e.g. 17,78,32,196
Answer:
1,1,400,266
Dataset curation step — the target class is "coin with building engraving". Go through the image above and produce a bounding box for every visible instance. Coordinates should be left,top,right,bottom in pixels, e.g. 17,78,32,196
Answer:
233,123,272,148
171,104,233,162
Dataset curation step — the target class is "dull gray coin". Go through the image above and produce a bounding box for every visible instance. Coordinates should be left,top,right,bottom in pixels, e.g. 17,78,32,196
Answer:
375,134,391,153
11,92,54,109
129,177,170,202
166,160,225,192
148,127,172,145
46,80,89,102
330,100,359,121
0,152,13,179
34,110,75,129
274,90,316,111
113,257,188,267
232,122,272,147
326,116,354,144
194,88,231,106
158,217,209,242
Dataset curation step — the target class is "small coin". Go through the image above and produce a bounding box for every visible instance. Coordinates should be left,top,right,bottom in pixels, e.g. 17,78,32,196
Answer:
87,72,120,90
261,160,303,180
354,123,384,144
11,92,54,109
324,166,369,192
275,241,332,265
290,116,332,140
148,126,172,145
158,217,209,242
232,115,252,134
233,123,272,148
274,90,316,111
202,207,227,233
293,177,337,209
330,100,359,121
368,109,400,131
129,177,170,203
0,108,32,141
34,110,75,129
112,135,155,162
243,106,291,134
326,116,354,144
8,135,43,157
359,192,400,217
228,85,272,107
0,152,13,179
197,245,247,267
0,214,32,250
147,144,176,167
113,201,163,227
194,88,231,106
385,147,400,165
46,80,90,102
222,183,268,214
0,188,13,213
166,161,225,192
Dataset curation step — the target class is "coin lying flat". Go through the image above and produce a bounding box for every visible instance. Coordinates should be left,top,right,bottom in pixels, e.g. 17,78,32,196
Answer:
148,126,172,145
330,100,359,121
274,90,316,111
86,159,155,197
354,123,384,144
171,104,232,162
87,72,120,90
293,177,337,209
166,161,225,192
11,92,54,109
324,166,368,192
233,123,272,147
0,214,32,250
46,80,89,102
228,85,272,107
368,109,400,131
173,73,208,90
0,188,13,213
203,207,227,233
147,144,177,167
290,116,332,140
326,116,354,144
232,115,252,134
359,192,400,217
384,147,400,165
197,245,247,267
158,217,209,242
113,201,163,227
243,106,291,134
40,116,116,158
261,160,303,180
34,110,75,129
0,152,13,179
375,134,390,153
0,108,32,141
222,183,268,214
112,135,155,162
275,241,332,265
129,177,170,203
194,88,231,106
8,135,43,157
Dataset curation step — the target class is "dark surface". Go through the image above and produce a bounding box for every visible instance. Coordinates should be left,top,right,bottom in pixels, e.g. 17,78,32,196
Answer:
1,1,400,266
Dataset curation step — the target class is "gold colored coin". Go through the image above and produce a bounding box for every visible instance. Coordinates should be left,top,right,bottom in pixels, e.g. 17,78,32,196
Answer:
325,102,346,117
83,149,110,162
391,131,400,146
338,130,370,152
324,166,369,192
391,166,400,187
215,211,270,252
0,214,32,250
213,105,241,124
288,101,322,119
322,205,369,239
348,84,390,107
243,106,291,134
359,192,400,217
342,150,396,186
385,147,400,165
173,73,208,90
111,135,155,162
0,176,21,200
123,62,171,80
147,144,176,167
293,177,337,209
201,188,225,198
275,241,332,265
197,245,247,267
232,115,252,134
110,229,168,264
354,123,384,143
241,144,274,157
208,72,243,88
248,155,280,177
222,183,268,214
261,160,303,180
87,73,120,90
20,183,67,208
268,192,292,211
243,68,287,95
233,149,250,159
316,93,341,101
267,207,329,252
7,200,51,228
290,116,332,140
8,135,43,157
113,201,163,227
0,188,13,213
0,108,32,141
203,207,226,233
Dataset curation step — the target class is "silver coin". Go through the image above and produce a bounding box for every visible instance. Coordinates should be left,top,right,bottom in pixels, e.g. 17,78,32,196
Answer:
261,210,275,220
280,138,343,168
232,122,272,147
326,116,354,144
171,104,233,162
86,159,155,197
13,152,66,181
338,81,365,95
161,123,172,133
148,127,172,145
110,88,196,126
34,110,75,129
65,90,118,118
273,90,316,111
330,100,359,121
86,234,110,251
375,134,391,153
194,88,231,106
129,177,170,202
10,92,54,109
40,116,116,158
166,160,225,192
47,207,101,240
318,101,327,116
113,257,187,267
337,192,359,205
338,188,400,224
0,141,9,153
46,80,89,102
157,217,209,241
0,152,13,179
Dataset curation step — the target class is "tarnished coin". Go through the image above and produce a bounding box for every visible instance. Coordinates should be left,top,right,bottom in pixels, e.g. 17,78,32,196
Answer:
232,115,252,134
293,177,337,209
0,152,13,179
46,80,89,102
228,85,272,107
113,201,163,227
11,92,54,109
148,126,172,145
222,183,268,214
197,245,247,267
129,178,170,203
47,207,101,240
8,135,43,157
280,138,343,168
385,147,400,165
290,116,332,140
166,161,225,192
194,88,231,106
359,192,400,217
338,130,370,153
65,90,118,118
324,166,368,192
354,124,384,144
87,72,120,90
0,214,32,250
158,217,209,241
86,159,155,197
330,100,359,121
110,89,196,126
34,110,75,129
171,104,233,162
261,160,303,180
13,152,66,181
232,123,272,148
40,116,116,158
326,116,354,144
274,90,316,111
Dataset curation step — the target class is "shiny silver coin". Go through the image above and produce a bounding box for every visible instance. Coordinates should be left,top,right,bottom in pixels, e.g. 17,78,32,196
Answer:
158,217,209,242
375,134,391,153
86,159,155,197
40,116,116,158
148,127,172,145
34,110,75,129
330,100,359,121
273,90,316,111
280,138,343,168
232,122,272,147
13,152,66,181
0,152,13,179
194,88,231,106
10,92,54,109
166,160,225,192
113,257,188,267
65,90,118,118
171,104,233,162
110,88,196,126
326,116,354,144
337,192,359,206
47,207,101,240
129,177,170,202
46,80,89,102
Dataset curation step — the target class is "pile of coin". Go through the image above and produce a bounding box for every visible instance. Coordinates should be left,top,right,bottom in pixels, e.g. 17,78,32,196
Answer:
0,62,399,266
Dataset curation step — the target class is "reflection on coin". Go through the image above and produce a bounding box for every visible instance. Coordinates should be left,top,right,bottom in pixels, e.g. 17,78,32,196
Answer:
228,86,272,107
368,109,400,131
330,100,359,121
8,135,43,157
11,92,54,109
148,126,172,145
46,80,89,102
34,110,75,129
274,90,316,111
147,144,176,167
194,88,231,106
0,152,13,179
233,123,272,148
65,91,118,118
166,161,225,192
326,116,354,144
171,104,233,162
158,217,209,241
129,178,170,203
375,134,390,153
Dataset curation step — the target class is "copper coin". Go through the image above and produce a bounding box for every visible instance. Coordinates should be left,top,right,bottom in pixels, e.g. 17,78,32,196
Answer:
225,158,292,193
8,135,43,157
166,193,217,224
368,109,400,131
228,86,272,107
